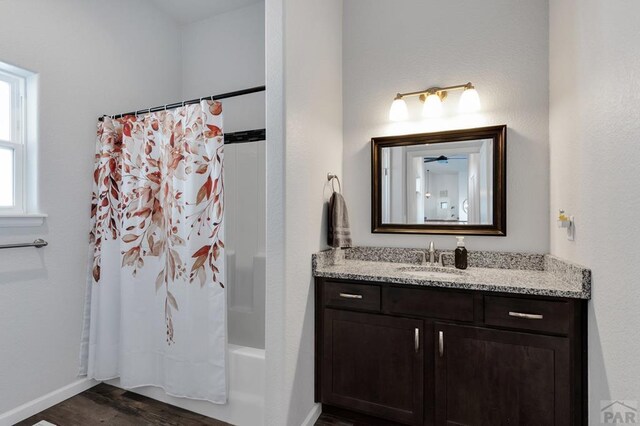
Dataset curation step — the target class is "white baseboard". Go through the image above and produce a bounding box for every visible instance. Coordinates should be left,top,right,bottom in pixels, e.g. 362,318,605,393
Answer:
0,378,99,426
300,403,322,426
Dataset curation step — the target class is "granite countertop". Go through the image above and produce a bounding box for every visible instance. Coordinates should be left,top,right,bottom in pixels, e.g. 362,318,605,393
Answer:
312,247,591,299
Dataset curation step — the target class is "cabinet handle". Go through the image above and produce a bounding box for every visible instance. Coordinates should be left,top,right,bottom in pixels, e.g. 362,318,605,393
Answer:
414,328,419,353
438,331,444,357
508,311,544,320
339,293,363,299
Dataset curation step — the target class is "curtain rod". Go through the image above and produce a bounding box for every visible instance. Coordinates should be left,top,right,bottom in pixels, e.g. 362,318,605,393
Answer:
98,85,266,121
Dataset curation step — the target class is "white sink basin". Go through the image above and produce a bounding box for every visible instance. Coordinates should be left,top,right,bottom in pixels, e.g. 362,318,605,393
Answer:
397,265,467,280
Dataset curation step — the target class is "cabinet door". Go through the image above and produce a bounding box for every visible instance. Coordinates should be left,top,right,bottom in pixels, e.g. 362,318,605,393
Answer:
322,309,424,425
434,324,571,426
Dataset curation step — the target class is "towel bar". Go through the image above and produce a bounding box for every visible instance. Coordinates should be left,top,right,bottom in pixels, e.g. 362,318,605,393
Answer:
0,239,48,250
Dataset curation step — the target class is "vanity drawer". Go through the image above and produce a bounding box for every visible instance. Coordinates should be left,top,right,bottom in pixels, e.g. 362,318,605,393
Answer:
385,287,474,321
323,281,381,312
484,295,572,335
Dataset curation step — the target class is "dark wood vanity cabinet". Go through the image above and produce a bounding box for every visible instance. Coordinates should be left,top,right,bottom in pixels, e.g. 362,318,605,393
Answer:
434,323,571,426
315,278,587,426
322,309,425,425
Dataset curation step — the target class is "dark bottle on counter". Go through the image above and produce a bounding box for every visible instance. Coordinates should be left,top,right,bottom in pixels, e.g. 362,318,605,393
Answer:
454,237,468,270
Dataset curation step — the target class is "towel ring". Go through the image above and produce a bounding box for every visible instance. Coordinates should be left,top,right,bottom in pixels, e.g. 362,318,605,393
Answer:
327,173,342,193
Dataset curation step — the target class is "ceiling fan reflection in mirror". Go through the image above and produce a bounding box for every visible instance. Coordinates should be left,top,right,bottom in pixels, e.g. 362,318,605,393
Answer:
423,155,467,163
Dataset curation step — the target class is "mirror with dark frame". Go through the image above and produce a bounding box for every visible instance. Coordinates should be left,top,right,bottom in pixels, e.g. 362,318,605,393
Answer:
371,125,507,236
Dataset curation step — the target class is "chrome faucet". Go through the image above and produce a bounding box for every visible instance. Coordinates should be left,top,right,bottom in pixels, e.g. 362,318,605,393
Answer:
428,241,436,265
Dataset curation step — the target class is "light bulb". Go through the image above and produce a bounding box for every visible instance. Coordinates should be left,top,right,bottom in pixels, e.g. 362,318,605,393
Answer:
459,87,481,113
422,93,443,118
389,96,408,121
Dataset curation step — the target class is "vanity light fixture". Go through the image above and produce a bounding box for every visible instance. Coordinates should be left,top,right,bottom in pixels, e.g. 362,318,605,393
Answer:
389,82,481,121
422,93,443,118
459,85,481,113
389,94,409,121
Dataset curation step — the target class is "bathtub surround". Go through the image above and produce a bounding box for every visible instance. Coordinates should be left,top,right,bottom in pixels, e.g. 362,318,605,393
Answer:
225,141,266,349
313,247,591,299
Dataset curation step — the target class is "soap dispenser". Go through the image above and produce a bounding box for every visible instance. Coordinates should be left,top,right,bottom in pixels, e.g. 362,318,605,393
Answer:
455,237,468,270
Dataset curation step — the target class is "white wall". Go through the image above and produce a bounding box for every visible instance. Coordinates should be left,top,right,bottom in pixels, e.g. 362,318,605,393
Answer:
265,0,343,424
181,2,265,133
427,173,459,221
549,0,640,421
0,0,181,415
343,0,549,253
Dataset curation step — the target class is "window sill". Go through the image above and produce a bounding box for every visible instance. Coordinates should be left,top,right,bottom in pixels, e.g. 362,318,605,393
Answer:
0,213,48,228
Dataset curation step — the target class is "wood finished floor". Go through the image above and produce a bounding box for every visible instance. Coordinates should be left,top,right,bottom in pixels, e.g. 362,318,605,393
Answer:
16,384,230,426
313,413,365,426
15,383,353,426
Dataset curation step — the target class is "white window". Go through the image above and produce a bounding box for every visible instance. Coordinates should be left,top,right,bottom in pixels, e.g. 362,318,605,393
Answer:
0,62,45,227
0,69,26,213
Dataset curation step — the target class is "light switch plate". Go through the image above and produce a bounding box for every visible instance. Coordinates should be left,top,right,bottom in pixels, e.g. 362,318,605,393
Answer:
567,215,575,241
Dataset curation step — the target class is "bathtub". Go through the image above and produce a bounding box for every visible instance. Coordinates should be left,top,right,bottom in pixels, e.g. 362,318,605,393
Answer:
109,344,265,426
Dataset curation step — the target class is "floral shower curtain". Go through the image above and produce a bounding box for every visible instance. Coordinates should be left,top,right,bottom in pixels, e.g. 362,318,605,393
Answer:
79,100,227,403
